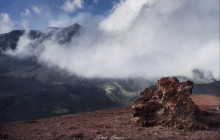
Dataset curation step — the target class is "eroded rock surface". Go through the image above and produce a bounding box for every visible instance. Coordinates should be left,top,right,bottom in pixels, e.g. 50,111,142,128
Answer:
131,77,211,130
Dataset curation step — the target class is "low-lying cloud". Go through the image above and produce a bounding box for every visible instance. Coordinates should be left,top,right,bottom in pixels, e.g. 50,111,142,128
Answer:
6,0,220,80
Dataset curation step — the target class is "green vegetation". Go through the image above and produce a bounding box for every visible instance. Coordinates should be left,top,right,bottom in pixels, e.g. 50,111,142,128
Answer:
53,105,69,114
102,81,139,106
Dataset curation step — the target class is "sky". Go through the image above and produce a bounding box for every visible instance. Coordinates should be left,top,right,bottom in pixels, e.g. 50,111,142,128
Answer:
1,0,220,80
0,0,119,31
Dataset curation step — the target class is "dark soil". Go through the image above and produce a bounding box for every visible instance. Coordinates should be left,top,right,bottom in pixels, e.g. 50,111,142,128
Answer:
0,94,220,140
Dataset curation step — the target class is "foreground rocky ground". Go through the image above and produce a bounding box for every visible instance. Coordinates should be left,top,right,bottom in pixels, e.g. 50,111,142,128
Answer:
0,94,219,140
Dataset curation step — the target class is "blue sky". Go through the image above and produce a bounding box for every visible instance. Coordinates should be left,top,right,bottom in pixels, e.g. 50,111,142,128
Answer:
0,0,119,30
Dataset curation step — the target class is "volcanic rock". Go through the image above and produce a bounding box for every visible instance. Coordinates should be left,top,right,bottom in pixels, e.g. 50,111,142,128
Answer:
131,77,210,130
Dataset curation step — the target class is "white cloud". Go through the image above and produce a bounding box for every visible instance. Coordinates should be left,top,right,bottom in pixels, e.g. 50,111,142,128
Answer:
0,13,14,34
20,8,32,30
21,20,29,30
31,6,41,15
5,32,32,57
9,0,220,80
21,8,31,16
93,0,98,4
60,0,84,13
100,0,154,32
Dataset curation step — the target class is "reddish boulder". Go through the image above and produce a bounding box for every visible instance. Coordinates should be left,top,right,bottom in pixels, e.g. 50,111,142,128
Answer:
131,77,209,130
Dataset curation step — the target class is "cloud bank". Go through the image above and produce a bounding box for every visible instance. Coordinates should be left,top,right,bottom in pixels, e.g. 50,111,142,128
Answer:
7,0,220,80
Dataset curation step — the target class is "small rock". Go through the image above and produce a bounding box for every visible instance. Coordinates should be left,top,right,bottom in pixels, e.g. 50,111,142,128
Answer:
137,128,143,131
71,132,83,138
94,130,100,134
0,134,8,139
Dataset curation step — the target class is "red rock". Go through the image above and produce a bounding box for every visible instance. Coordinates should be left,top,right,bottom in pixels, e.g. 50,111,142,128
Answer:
131,76,215,130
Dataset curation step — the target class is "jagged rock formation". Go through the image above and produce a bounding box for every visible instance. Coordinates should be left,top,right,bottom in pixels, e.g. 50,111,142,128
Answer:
131,77,211,130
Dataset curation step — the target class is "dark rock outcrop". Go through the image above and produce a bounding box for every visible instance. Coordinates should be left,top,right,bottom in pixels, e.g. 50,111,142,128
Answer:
131,77,210,130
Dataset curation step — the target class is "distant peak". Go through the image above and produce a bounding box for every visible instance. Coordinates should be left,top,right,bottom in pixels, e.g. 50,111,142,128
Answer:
65,23,81,29
44,23,81,31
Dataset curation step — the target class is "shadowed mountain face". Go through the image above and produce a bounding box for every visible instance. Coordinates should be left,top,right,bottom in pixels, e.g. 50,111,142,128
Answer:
0,54,124,122
0,53,150,122
0,25,150,122
193,81,220,94
0,24,219,123
0,30,24,51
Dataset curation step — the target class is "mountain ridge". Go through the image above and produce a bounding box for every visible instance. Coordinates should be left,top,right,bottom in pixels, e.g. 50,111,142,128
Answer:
0,23,81,52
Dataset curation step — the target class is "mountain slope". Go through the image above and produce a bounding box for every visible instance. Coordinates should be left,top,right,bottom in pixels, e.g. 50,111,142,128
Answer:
0,50,147,122
0,24,139,122
0,24,219,123
193,81,220,94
